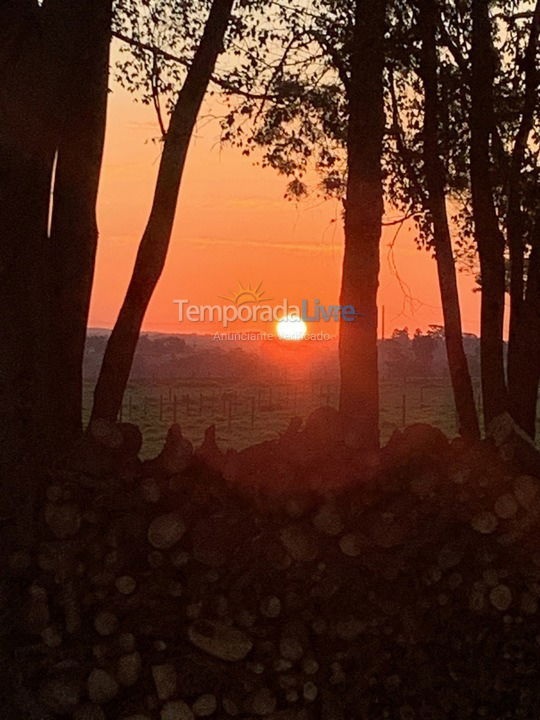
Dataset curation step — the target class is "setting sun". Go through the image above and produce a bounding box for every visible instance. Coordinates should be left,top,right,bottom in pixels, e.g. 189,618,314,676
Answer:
276,315,308,341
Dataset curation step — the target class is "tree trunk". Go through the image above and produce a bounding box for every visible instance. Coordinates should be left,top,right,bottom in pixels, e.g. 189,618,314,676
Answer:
470,0,508,427
0,2,61,480
48,0,112,448
91,0,235,423
339,0,386,451
1,1,112,498
506,1,540,438
418,0,480,441
509,224,540,438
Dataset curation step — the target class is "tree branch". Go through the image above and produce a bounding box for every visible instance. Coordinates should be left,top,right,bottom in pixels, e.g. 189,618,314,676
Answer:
507,0,540,308
388,68,428,209
382,210,417,226
308,28,350,94
112,30,278,102
150,53,167,138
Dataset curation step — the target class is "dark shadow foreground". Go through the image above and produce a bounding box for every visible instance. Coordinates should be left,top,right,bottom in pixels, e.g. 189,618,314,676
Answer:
2,410,540,719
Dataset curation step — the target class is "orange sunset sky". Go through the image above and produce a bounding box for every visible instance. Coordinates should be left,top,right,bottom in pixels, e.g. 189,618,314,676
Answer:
90,76,483,338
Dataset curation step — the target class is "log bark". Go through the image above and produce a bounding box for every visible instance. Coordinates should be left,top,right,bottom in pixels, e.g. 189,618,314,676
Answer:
418,0,480,441
338,0,386,451
91,0,235,422
488,412,540,478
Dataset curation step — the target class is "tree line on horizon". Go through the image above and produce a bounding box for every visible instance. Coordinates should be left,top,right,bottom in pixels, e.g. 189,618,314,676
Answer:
83,327,482,384
0,0,539,491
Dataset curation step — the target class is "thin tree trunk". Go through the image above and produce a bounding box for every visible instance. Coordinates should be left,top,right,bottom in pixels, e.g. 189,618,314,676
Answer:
506,1,540,437
48,0,112,447
418,0,480,440
339,0,385,451
91,0,235,422
510,221,540,438
470,0,508,427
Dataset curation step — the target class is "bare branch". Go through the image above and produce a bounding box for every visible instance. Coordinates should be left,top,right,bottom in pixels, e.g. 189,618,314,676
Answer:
382,210,417,226
113,30,278,102
150,53,167,137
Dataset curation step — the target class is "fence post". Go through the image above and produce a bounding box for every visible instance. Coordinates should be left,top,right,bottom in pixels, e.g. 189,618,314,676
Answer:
476,383,482,413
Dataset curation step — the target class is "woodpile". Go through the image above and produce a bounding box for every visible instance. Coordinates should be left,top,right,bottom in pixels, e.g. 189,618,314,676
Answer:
2,415,540,718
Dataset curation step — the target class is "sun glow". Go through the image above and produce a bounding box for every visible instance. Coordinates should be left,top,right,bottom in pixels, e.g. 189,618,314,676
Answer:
276,315,308,341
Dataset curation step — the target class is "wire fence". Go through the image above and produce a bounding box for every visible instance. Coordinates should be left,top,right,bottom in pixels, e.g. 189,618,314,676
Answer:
83,377,492,456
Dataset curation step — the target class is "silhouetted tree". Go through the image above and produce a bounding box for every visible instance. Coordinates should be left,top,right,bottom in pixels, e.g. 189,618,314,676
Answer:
339,0,386,450
470,0,508,426
48,2,112,445
0,1,112,483
417,0,480,439
504,1,540,437
386,0,539,437
91,0,236,423
213,0,386,448
466,0,540,436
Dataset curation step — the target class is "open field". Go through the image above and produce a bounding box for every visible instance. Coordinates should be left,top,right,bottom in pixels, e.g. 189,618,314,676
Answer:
82,377,493,458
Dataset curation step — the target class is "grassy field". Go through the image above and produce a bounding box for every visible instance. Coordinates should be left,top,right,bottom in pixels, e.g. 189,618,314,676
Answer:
83,377,473,458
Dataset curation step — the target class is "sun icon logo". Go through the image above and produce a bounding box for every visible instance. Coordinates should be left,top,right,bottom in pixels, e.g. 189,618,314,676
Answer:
220,281,272,307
